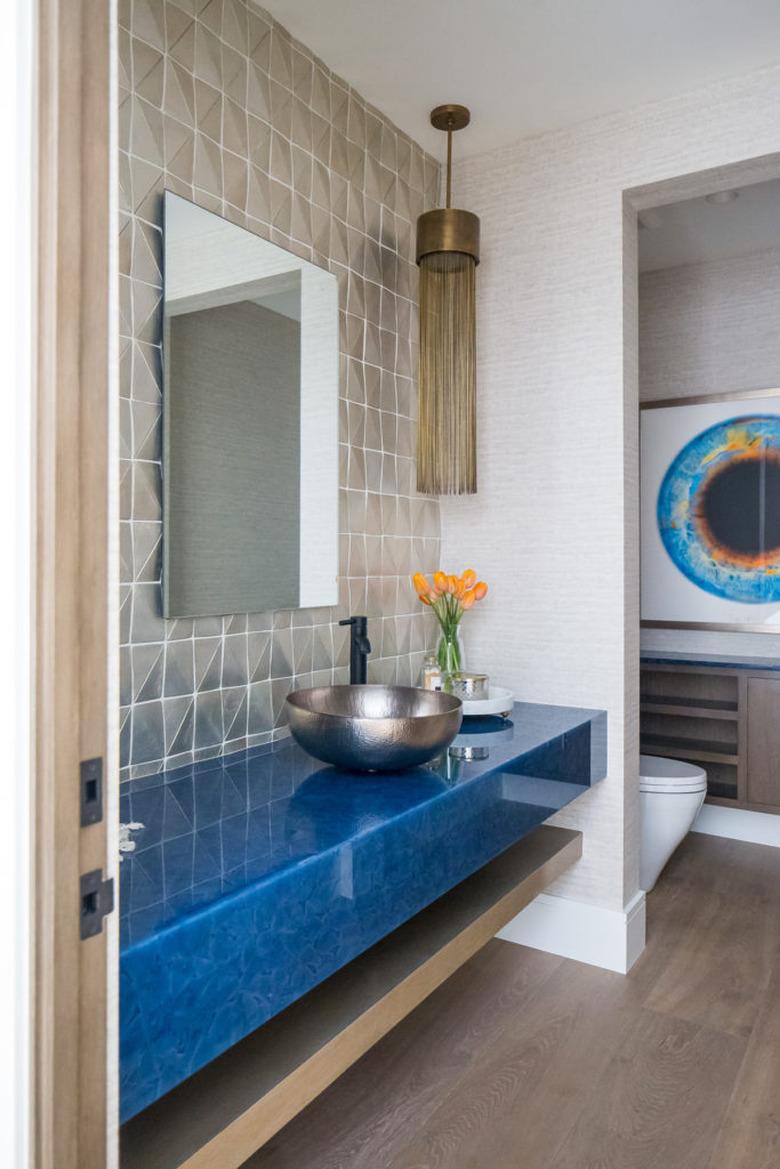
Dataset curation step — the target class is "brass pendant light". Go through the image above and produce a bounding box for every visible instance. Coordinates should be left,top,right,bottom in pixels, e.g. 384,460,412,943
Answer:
416,104,480,495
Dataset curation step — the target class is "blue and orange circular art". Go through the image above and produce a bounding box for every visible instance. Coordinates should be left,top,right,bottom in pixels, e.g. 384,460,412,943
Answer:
657,415,780,604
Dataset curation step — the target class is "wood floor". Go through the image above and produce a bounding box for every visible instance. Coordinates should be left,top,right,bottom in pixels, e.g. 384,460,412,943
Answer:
244,833,780,1169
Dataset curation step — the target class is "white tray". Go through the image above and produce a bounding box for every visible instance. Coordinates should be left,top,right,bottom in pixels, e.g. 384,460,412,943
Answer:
460,686,514,718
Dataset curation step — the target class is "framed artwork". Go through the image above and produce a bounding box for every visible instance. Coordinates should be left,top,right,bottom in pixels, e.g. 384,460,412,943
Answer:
641,389,780,632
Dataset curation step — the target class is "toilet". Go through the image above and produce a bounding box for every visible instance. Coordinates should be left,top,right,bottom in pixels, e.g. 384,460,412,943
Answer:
639,755,707,891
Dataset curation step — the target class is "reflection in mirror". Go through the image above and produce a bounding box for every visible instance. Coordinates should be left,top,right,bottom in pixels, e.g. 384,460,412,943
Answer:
162,192,339,618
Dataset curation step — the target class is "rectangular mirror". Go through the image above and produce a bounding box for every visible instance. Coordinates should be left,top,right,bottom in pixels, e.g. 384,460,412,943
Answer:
162,192,339,618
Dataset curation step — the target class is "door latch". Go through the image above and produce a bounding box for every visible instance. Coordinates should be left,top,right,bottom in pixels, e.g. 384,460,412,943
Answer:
80,869,114,939
80,756,104,826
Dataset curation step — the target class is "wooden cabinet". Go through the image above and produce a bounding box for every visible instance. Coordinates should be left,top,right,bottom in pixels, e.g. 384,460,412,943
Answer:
640,661,780,814
746,678,780,808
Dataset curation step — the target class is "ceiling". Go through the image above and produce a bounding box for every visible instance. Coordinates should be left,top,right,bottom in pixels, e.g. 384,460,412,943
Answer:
262,0,780,160
638,178,780,272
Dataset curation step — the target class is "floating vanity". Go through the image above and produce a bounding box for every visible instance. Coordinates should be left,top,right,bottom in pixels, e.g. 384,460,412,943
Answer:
120,701,605,1169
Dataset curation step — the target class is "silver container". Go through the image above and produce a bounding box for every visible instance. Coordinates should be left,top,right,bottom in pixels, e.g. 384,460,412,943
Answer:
449,744,489,761
448,672,490,701
285,684,463,772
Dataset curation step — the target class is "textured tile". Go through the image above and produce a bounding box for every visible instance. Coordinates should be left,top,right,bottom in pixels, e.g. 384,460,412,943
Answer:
246,631,271,682
193,130,222,195
120,705,132,768
168,9,195,68
133,0,165,49
194,689,223,748
164,58,195,125
131,583,165,644
131,699,164,765
163,639,194,696
132,643,164,702
193,22,222,88
222,0,248,55
224,97,248,156
247,61,271,121
163,695,195,755
133,38,164,106
120,586,133,646
222,634,248,687
120,647,133,706
222,686,248,742
132,459,162,520
269,25,291,88
195,637,222,691
132,279,162,345
223,149,248,208
291,47,312,105
131,96,165,166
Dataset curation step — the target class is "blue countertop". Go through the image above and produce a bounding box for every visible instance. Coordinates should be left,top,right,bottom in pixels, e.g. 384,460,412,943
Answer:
119,701,606,1122
641,651,780,671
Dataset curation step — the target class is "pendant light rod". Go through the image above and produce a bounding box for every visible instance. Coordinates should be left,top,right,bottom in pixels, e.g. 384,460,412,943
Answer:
446,123,453,208
430,104,470,211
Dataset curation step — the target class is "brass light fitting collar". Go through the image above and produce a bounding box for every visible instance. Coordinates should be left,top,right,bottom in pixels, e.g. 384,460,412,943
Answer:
416,208,480,265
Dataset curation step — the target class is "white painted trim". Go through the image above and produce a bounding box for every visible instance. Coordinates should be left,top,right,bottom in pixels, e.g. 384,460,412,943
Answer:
497,889,646,974
106,3,120,1165
693,803,780,848
3,1,33,1165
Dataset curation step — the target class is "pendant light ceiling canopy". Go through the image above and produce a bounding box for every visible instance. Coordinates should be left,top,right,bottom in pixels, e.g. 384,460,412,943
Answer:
415,105,480,496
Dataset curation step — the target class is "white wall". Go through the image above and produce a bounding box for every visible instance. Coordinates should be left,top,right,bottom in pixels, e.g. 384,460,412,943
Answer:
639,246,780,402
3,0,33,1164
442,64,780,915
639,246,780,659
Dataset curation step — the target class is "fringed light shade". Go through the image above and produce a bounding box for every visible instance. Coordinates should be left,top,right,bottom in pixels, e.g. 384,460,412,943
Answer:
416,105,480,495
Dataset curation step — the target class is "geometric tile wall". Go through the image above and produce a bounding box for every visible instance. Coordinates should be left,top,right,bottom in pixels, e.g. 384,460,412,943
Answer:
118,0,442,780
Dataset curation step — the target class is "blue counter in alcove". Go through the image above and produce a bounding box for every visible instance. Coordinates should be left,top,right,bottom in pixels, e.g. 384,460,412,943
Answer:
119,701,606,1122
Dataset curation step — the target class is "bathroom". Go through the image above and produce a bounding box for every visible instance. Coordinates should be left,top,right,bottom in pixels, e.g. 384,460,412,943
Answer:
7,2,780,1168
638,179,780,879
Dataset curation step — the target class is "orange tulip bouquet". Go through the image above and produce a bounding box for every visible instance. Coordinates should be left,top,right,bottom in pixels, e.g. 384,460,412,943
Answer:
412,569,488,676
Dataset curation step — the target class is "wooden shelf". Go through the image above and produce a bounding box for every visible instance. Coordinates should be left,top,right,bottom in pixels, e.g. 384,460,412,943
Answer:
707,780,738,801
639,694,738,720
640,733,738,766
641,661,780,816
121,825,582,1169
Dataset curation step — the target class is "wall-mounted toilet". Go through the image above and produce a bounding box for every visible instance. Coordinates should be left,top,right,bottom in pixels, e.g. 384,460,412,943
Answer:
639,755,707,891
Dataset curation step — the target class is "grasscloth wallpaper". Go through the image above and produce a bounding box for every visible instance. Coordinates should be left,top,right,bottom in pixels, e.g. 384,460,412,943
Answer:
639,246,780,402
118,0,441,780
442,65,780,912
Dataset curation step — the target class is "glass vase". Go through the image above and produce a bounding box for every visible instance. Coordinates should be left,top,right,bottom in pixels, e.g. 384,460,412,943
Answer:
437,628,464,679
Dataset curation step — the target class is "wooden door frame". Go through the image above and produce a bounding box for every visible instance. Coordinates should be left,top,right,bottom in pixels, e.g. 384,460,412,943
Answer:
33,1,115,1167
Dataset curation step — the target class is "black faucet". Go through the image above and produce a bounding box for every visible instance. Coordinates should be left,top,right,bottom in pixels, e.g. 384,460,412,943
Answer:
339,616,371,684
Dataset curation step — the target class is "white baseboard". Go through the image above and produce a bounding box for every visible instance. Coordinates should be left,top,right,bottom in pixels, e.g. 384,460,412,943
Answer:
693,803,780,848
497,889,646,974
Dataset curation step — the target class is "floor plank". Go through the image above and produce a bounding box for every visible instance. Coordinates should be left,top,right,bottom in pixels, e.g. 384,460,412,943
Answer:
242,833,780,1169
643,835,780,1038
387,962,638,1169
248,943,563,1169
548,1010,745,1169
709,968,780,1169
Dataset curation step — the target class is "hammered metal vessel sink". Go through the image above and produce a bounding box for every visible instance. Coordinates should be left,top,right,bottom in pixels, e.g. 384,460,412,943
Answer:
285,685,463,772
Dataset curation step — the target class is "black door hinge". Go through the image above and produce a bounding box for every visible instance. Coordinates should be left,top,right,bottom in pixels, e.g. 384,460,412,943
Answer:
80,869,114,940
80,757,104,826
